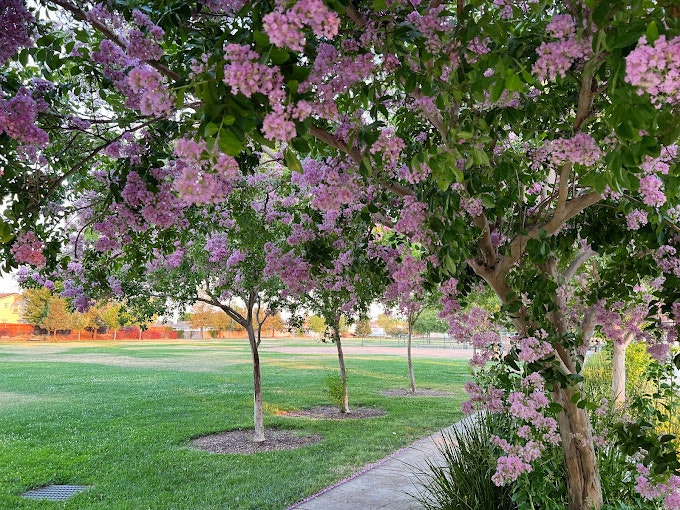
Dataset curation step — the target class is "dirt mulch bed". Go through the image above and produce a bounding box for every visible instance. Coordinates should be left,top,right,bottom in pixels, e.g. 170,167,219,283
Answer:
381,388,453,397
189,429,323,454
281,405,386,419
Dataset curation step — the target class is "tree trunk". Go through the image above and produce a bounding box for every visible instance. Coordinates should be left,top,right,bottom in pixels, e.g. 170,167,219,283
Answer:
113,329,117,340
138,328,142,341
407,318,416,394
78,329,81,340
553,386,603,510
247,324,265,442
333,326,350,413
612,337,631,405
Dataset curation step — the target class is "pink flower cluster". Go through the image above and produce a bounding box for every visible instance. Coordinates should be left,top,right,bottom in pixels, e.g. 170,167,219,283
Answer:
127,66,173,117
264,242,313,296
170,138,240,203
448,307,502,367
263,0,339,52
10,231,46,267
0,0,34,66
127,10,164,61
516,332,554,363
394,196,429,244
654,245,680,278
626,209,648,230
532,14,592,82
405,6,453,54
595,300,648,345
370,128,405,169
121,170,186,228
641,145,678,176
636,464,680,509
300,43,376,120
0,87,49,146
462,381,505,414
625,35,680,108
638,174,666,208
547,133,602,167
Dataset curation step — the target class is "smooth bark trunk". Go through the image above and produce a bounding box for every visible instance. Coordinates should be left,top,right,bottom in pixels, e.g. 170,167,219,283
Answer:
333,327,350,413
407,321,416,394
553,386,603,510
612,335,632,405
247,324,265,442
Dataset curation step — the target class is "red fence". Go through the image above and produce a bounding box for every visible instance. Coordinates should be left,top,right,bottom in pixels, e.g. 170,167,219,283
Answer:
0,324,178,340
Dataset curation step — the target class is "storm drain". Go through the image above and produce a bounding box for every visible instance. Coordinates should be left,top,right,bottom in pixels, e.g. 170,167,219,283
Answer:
22,485,90,501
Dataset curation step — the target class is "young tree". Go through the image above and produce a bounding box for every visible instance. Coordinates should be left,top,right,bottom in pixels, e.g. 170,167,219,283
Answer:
41,295,72,338
96,302,123,340
4,2,680,508
305,315,326,336
70,310,95,340
188,302,215,339
354,318,372,338
21,287,52,329
413,308,448,337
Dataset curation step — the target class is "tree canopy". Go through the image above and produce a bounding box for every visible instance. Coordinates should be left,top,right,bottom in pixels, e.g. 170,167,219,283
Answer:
3,1,680,508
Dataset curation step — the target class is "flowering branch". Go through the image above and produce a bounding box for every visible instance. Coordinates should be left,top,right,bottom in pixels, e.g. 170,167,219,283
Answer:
44,0,181,82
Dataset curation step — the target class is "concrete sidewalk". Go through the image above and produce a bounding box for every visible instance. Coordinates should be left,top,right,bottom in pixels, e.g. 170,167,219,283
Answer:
288,421,465,510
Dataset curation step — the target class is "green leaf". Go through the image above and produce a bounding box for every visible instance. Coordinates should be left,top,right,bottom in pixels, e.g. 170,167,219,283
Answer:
269,48,289,64
646,21,659,44
470,147,490,166
283,147,303,173
359,156,373,177
204,122,219,138
253,31,270,47
217,128,244,156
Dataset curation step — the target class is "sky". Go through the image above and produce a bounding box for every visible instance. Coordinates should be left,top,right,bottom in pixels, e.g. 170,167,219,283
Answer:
0,273,20,293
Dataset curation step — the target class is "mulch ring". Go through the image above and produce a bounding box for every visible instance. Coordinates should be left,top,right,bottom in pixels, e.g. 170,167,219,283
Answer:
281,405,386,420
189,428,323,454
381,388,453,397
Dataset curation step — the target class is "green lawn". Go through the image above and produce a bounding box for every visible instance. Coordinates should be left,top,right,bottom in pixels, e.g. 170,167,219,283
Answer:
0,338,469,509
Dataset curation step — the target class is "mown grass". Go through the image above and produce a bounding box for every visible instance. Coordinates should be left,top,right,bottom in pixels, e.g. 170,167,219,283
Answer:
0,339,468,509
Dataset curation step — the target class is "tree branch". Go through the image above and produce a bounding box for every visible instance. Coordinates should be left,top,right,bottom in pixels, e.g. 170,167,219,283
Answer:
562,247,596,282
499,192,602,277
309,125,362,164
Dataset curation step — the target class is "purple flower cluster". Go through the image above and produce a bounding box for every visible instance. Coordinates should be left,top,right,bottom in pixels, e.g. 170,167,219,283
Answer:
0,87,49,146
532,14,591,82
89,5,173,117
0,0,34,66
263,0,339,52
10,231,46,267
300,44,376,120
626,36,680,108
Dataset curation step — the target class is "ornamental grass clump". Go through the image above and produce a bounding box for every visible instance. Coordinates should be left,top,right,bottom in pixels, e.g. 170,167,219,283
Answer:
414,413,516,510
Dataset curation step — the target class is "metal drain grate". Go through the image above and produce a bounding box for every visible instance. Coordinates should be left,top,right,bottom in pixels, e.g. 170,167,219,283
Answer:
22,485,90,501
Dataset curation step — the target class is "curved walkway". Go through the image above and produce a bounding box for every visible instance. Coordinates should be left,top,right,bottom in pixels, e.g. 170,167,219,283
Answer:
288,419,471,510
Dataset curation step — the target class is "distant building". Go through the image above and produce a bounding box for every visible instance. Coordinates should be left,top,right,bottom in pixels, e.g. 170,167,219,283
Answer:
0,293,24,324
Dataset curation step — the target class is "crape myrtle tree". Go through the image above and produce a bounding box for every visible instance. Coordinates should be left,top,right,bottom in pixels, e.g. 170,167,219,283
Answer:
61,165,294,443
272,157,391,413
382,245,443,394
2,0,680,508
